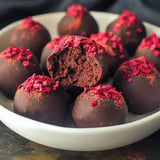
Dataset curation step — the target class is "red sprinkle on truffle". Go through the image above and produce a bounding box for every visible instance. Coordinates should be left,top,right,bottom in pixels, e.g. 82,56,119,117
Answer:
53,35,105,56
114,10,141,32
90,32,124,56
140,32,160,56
23,17,42,30
120,57,154,82
18,74,60,93
67,4,88,18
1,46,33,67
46,36,64,49
84,84,123,107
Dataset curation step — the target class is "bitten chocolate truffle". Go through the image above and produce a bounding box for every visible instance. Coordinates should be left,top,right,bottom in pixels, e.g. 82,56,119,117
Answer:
58,4,98,37
40,36,64,75
90,32,129,76
10,17,51,60
113,56,160,114
72,84,128,128
135,32,160,71
14,74,70,125
47,35,110,89
0,46,41,99
106,10,146,56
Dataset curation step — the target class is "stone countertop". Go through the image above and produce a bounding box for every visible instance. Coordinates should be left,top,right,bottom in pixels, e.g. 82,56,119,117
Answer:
0,122,160,160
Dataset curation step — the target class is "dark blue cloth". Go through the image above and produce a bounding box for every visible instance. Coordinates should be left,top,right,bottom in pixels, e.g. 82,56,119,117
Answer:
0,0,159,29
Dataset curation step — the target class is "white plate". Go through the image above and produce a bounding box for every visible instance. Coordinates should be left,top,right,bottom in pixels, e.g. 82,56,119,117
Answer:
0,12,160,151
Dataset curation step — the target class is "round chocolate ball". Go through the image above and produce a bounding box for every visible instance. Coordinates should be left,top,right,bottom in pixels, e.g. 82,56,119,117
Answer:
72,84,128,128
0,46,41,99
106,10,146,56
47,35,110,89
40,36,64,75
58,4,98,37
113,56,160,114
10,17,51,60
14,74,70,126
90,31,130,76
135,32,160,71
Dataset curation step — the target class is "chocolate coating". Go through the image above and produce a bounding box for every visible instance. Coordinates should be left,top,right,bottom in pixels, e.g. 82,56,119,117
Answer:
47,36,109,88
113,57,160,114
40,37,64,75
14,74,70,125
136,47,160,71
135,33,160,71
106,10,146,56
72,84,128,128
58,5,98,37
40,44,53,75
0,47,41,99
10,17,51,60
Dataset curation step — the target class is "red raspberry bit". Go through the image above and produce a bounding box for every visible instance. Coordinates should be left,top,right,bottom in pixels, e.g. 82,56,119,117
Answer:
55,36,105,56
18,74,59,93
67,4,88,18
23,17,42,30
118,100,123,106
1,46,33,67
120,54,125,59
120,57,154,81
137,28,142,32
114,10,141,32
23,61,30,67
139,33,160,56
90,32,124,56
85,84,123,107
91,100,98,106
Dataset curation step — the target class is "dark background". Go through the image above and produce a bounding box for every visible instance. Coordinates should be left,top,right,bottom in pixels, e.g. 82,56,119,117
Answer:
0,0,160,29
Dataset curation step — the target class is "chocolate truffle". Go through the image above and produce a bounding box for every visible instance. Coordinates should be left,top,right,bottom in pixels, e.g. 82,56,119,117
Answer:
90,32,129,76
113,56,160,114
10,17,51,60
40,36,64,75
0,46,41,99
58,4,98,37
72,84,128,128
106,10,146,56
135,32,160,71
47,35,110,89
14,74,70,125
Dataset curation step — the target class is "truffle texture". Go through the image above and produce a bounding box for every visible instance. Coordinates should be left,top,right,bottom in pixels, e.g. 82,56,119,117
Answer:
14,74,70,125
113,56,160,114
58,4,98,37
72,84,128,128
47,35,110,89
40,36,64,75
90,32,130,76
106,10,146,56
135,32,160,71
0,46,41,99
10,17,51,60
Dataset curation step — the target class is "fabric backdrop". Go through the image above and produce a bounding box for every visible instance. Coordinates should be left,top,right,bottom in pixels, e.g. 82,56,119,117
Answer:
0,0,159,29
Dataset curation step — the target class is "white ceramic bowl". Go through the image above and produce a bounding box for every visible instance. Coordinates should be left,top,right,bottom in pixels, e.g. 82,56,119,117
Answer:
0,12,160,151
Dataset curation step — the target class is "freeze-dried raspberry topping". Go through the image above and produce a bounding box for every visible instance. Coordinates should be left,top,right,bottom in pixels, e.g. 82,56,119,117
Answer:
120,57,154,82
114,10,141,32
84,84,123,107
18,74,60,93
23,17,42,30
1,46,33,67
46,36,64,50
67,4,88,18
140,32,160,56
53,35,105,56
90,32,124,55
